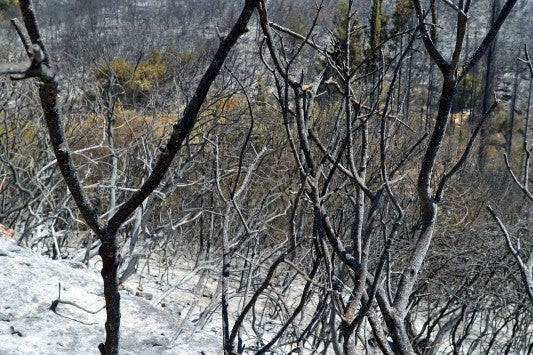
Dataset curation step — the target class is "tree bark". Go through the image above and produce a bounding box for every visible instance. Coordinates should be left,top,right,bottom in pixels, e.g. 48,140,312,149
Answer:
5,1,261,353
98,237,121,355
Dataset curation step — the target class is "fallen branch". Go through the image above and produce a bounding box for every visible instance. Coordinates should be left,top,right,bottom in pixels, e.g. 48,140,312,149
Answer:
50,283,105,315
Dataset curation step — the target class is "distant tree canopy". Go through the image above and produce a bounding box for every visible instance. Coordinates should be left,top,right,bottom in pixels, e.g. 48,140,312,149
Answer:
328,0,365,68
0,0,16,10
0,0,17,18
369,0,387,49
391,0,414,31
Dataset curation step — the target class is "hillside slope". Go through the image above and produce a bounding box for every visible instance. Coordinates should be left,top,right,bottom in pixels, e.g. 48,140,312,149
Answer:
0,237,221,354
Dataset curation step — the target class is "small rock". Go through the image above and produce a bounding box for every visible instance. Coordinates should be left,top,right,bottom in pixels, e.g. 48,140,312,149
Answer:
135,291,153,300
8,246,22,253
9,325,23,337
0,312,13,321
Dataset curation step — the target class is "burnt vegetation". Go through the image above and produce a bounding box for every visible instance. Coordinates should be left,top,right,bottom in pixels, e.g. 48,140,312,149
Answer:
0,0,531,354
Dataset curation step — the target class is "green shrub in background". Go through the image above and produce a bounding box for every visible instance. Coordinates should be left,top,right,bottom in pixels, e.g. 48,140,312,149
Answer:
0,0,17,19
453,73,482,113
0,0,17,11
97,51,166,93
391,0,414,31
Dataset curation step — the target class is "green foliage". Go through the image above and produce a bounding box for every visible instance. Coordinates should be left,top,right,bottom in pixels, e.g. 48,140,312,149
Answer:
97,51,166,93
330,0,387,69
255,77,268,107
392,0,414,31
103,57,132,82
494,105,511,132
454,73,481,113
369,0,387,49
330,0,365,68
0,0,17,11
332,0,350,41
0,0,17,19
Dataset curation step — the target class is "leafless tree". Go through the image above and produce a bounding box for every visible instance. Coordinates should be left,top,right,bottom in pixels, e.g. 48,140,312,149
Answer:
487,44,532,304
0,0,529,354
0,0,259,353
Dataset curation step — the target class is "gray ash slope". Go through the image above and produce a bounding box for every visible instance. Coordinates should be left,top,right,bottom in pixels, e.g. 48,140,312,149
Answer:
0,237,221,355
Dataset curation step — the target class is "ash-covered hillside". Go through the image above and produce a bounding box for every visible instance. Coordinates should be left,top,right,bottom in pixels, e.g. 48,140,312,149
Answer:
0,236,221,354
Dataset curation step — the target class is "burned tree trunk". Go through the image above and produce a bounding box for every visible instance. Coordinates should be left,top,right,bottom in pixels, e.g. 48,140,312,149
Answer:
0,0,260,353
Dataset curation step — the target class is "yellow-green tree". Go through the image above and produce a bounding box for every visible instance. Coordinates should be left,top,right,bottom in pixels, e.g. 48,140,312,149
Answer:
0,0,17,18
96,51,166,96
392,0,414,32
369,0,386,50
